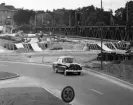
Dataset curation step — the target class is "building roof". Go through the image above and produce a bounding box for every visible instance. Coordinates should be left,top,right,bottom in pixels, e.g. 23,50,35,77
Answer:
0,5,9,11
0,3,15,11
5,5,15,10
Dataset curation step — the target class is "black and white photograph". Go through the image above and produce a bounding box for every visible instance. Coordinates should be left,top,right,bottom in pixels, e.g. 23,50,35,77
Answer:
0,0,132,105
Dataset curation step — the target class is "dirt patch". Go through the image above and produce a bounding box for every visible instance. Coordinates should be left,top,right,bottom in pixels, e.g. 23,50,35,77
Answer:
16,48,33,53
51,41,85,51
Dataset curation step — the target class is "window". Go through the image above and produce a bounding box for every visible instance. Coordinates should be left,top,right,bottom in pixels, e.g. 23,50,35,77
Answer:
57,58,62,63
63,58,74,63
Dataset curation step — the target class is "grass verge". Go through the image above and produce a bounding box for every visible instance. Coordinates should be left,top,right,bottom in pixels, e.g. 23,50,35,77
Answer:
84,61,133,84
0,71,19,80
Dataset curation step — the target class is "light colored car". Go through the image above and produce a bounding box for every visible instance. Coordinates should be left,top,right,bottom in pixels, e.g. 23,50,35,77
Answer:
52,56,82,76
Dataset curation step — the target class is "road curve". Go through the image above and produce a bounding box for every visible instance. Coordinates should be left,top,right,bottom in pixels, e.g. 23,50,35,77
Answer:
0,61,132,105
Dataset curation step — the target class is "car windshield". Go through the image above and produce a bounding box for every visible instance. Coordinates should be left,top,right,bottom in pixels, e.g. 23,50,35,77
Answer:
64,58,74,63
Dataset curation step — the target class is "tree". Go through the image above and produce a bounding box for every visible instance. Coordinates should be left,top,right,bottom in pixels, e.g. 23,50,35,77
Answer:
80,5,95,25
125,1,133,25
85,8,110,26
115,8,126,25
63,11,69,26
114,1,133,25
13,9,35,25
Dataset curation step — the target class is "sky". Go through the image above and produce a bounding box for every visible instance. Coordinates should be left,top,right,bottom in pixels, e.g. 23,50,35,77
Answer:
1,0,128,12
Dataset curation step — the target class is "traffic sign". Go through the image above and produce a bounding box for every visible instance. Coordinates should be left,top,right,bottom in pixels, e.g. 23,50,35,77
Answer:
61,86,75,103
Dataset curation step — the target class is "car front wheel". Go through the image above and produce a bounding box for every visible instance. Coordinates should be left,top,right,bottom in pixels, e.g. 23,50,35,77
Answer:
77,72,81,75
64,71,67,76
53,66,58,73
55,67,58,73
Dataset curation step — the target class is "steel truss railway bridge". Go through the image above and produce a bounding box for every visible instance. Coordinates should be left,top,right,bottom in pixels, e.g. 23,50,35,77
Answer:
36,26,133,41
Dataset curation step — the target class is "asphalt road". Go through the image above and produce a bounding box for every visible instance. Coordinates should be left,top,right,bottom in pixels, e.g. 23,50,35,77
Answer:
0,61,133,105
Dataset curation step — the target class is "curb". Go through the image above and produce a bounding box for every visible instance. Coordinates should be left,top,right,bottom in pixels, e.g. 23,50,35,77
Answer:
0,74,20,80
84,67,133,88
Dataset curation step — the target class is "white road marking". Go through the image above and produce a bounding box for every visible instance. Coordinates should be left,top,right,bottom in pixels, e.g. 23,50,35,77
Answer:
90,88,104,95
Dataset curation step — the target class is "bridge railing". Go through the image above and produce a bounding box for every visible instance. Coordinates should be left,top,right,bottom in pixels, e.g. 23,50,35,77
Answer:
36,26,133,41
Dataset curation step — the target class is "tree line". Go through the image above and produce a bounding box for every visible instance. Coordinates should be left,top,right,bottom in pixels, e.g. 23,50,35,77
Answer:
13,0,133,28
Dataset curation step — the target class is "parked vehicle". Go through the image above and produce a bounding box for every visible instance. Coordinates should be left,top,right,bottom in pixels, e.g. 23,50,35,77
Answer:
52,56,82,75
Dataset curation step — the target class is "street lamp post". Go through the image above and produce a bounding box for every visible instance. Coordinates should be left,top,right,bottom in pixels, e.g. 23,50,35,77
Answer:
35,12,37,27
126,1,129,23
42,13,44,26
100,0,103,70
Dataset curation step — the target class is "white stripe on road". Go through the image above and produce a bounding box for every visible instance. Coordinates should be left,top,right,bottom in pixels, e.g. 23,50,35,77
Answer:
90,88,104,95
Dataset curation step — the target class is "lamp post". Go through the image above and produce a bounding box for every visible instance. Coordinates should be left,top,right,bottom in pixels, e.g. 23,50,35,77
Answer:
75,11,78,36
69,12,71,27
100,0,103,70
126,1,129,23
35,11,37,27
42,13,44,26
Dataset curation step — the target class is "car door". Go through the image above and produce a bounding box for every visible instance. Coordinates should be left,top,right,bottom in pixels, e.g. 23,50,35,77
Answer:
59,58,67,72
58,58,65,72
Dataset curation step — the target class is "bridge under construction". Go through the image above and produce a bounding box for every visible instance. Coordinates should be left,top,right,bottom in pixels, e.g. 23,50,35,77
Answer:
35,26,133,63
36,26,133,41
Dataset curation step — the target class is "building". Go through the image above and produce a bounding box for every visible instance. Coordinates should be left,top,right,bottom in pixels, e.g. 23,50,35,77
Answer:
0,3,16,25
0,3,16,33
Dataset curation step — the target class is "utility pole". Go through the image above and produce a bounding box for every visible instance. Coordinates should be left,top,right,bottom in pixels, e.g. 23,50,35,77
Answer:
75,11,78,36
42,13,44,26
35,13,37,27
110,9,114,26
100,0,103,70
126,1,132,40
101,0,103,10
69,13,71,27
126,1,129,23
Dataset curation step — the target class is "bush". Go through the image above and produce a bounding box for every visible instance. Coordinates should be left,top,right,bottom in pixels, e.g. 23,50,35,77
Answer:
50,44,63,50
102,63,133,83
